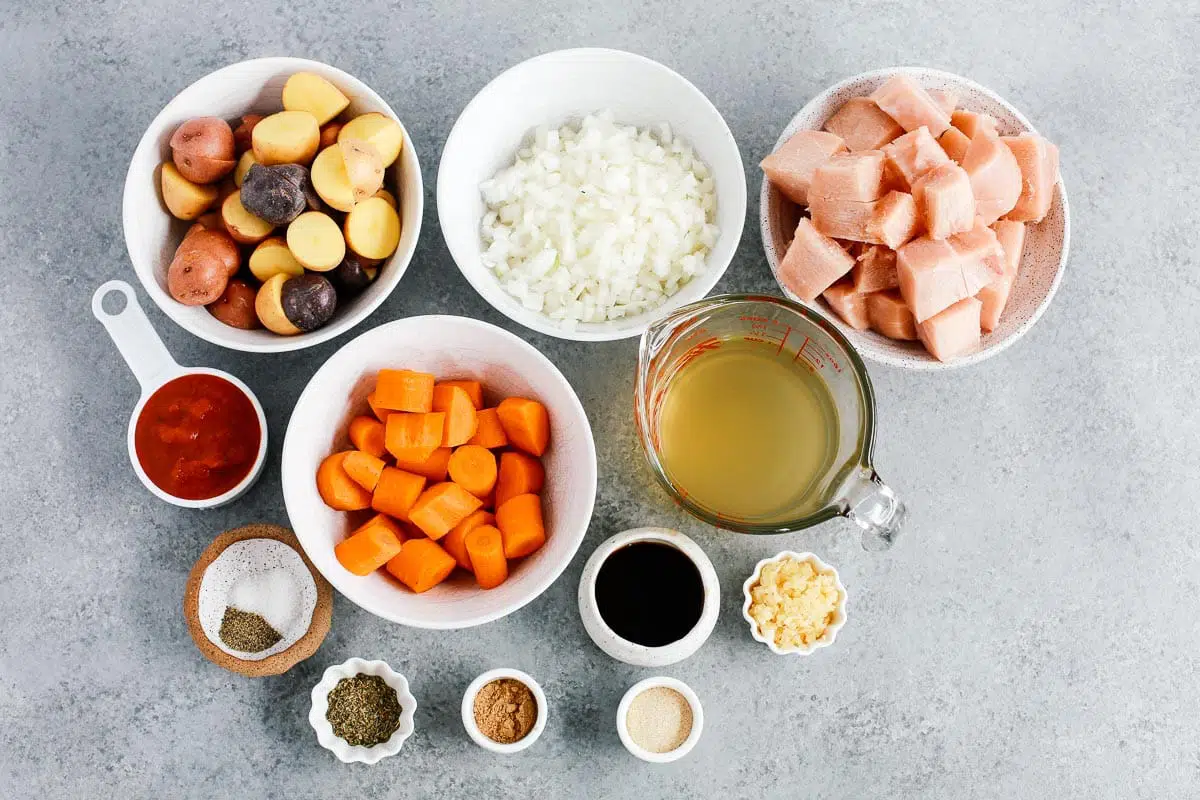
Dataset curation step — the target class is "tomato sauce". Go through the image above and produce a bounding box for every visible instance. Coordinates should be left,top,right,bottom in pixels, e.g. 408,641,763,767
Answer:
134,373,261,500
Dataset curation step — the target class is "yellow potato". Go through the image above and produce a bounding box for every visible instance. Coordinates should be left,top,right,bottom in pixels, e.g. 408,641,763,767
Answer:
160,162,219,220
339,138,384,202
249,236,306,282
234,151,258,187
255,273,303,335
282,72,350,126
343,196,400,260
221,190,275,245
309,145,355,212
252,111,320,166
286,211,345,271
338,113,404,167
373,188,397,208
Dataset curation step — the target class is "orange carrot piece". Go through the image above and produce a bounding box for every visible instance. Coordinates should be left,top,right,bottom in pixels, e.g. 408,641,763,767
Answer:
342,450,387,493
447,445,498,498
467,408,509,449
348,415,387,458
370,467,427,521
366,392,391,423
385,538,457,593
316,451,373,511
495,493,546,558
465,525,508,589
496,397,550,456
495,451,546,507
375,369,435,412
335,516,404,575
358,513,412,544
408,481,483,540
393,447,452,482
442,510,495,572
437,379,483,409
385,412,445,462
432,385,478,447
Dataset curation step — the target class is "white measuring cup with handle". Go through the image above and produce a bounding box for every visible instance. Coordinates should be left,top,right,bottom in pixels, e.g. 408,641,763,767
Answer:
91,280,268,509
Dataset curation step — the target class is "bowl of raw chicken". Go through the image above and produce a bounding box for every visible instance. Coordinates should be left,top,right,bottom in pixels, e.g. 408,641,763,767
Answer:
759,67,1070,369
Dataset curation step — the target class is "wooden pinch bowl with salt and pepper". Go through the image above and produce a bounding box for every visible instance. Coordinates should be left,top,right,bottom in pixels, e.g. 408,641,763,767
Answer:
183,523,333,677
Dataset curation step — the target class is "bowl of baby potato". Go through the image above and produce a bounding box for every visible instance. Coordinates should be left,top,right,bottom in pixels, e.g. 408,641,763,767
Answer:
123,57,423,353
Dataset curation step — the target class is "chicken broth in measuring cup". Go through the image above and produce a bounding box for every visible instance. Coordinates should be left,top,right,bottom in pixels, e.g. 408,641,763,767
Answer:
657,338,839,522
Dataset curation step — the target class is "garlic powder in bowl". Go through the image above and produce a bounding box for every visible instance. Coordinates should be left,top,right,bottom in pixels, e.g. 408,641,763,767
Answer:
741,551,847,654
479,110,719,331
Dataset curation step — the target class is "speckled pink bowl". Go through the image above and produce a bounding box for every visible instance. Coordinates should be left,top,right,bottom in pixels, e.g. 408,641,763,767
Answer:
759,67,1071,370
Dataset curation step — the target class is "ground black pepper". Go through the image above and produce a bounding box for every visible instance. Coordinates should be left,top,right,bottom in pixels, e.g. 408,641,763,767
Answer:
326,674,402,747
218,606,282,653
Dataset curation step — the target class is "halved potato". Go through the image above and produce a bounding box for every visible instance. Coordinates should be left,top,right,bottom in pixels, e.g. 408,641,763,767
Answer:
161,162,219,220
339,138,384,202
249,236,306,282
234,151,258,187
255,273,303,335
221,190,275,245
252,110,320,166
343,196,400,260
373,188,397,208
282,72,350,126
338,113,404,167
287,211,345,271
310,145,355,212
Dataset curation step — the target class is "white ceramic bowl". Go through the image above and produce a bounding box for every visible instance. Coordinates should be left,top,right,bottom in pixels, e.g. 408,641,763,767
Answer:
460,668,548,754
577,527,719,667
760,67,1071,370
281,315,598,629
123,56,424,353
741,551,847,655
92,280,268,509
616,676,704,763
309,658,417,764
438,47,747,342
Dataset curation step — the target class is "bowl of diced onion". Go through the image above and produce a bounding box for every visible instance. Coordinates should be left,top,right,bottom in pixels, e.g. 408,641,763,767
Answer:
437,48,747,341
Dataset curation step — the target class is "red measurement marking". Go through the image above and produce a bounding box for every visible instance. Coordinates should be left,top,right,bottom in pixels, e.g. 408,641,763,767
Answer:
775,325,792,355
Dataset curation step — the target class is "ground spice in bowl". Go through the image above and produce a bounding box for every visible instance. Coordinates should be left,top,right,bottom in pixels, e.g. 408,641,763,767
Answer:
626,686,693,753
472,678,537,744
218,606,282,653
326,674,402,747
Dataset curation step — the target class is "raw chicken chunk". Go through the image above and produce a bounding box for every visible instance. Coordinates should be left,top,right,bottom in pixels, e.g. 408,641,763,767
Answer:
809,151,887,203
929,89,958,116
938,127,971,164
871,75,951,136
810,190,920,249
882,127,951,189
852,245,899,293
778,217,856,301
961,132,1022,224
896,219,1004,322
918,297,983,361
761,130,848,205
911,162,975,240
950,109,998,139
866,290,918,340
1001,134,1060,223
977,220,1026,332
823,97,905,152
823,282,871,330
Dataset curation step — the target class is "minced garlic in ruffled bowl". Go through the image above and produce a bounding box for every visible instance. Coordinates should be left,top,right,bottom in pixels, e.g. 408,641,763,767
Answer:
741,552,847,655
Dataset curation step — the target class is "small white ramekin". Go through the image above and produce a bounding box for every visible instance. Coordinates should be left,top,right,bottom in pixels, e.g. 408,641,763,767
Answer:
461,668,548,754
616,676,704,763
741,551,848,655
577,527,719,667
309,658,417,764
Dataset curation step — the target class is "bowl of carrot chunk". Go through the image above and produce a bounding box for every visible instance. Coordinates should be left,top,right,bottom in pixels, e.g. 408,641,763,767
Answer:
281,315,598,629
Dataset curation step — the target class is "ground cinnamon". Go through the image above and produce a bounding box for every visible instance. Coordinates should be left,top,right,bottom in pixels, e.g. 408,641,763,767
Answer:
472,678,537,744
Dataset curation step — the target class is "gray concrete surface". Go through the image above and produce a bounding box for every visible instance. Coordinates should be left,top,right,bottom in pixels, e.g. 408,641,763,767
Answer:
1,1,1197,797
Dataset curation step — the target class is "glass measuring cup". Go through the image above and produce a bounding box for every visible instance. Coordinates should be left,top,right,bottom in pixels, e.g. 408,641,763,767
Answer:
635,294,905,549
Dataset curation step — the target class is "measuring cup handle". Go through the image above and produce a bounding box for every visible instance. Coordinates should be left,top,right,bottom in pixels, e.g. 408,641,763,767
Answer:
91,280,181,394
844,468,907,550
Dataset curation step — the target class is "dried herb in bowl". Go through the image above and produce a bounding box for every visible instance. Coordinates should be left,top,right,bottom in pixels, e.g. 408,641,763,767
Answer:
326,673,402,747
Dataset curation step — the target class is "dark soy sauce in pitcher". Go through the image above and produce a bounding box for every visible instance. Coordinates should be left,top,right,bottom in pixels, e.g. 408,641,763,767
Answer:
594,542,704,647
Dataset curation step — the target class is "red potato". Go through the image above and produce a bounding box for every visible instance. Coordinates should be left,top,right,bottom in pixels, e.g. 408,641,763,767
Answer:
168,248,228,306
232,114,264,154
177,228,240,278
171,118,236,184
207,280,261,329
